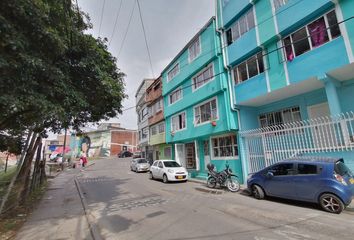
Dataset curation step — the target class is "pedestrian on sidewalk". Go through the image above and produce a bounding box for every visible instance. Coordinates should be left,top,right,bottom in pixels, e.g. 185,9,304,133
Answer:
80,151,88,167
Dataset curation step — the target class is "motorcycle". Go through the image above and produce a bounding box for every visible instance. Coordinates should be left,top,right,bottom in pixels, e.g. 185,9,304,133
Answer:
206,163,240,192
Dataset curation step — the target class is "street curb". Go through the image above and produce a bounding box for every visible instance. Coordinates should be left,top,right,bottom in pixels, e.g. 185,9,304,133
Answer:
74,178,103,240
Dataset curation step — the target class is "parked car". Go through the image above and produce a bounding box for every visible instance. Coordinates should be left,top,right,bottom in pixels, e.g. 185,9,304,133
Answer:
133,151,142,159
247,157,354,214
118,151,133,158
149,160,188,183
130,158,150,172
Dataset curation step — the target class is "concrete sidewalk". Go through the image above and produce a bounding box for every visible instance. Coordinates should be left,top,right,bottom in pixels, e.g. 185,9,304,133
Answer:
15,168,93,240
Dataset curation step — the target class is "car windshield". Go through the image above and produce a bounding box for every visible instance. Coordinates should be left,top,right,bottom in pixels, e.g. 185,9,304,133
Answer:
335,161,353,177
137,159,147,164
163,161,181,168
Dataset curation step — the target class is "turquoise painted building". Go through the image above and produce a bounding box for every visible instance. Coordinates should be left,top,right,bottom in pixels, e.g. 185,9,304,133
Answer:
161,17,242,181
217,0,354,181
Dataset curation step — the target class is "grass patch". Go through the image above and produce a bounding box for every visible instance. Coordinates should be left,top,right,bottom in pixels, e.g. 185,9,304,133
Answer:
0,167,17,197
0,181,48,240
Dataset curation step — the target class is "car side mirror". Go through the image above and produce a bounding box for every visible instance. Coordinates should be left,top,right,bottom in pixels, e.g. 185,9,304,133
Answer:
266,171,274,179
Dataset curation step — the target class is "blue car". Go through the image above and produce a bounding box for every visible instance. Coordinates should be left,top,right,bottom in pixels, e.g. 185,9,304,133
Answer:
247,157,354,214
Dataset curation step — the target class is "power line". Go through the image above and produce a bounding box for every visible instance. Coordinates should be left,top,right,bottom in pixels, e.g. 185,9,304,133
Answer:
108,0,123,46
98,0,106,37
121,15,354,112
137,0,155,78
118,0,137,58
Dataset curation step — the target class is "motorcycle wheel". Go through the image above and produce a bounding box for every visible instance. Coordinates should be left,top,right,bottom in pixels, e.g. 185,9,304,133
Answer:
226,178,240,192
207,177,217,188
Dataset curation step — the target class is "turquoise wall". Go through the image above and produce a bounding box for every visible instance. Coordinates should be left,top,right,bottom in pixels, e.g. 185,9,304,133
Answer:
255,0,277,45
211,158,244,183
234,73,267,104
339,80,354,113
227,28,259,66
287,37,349,84
276,0,334,35
221,0,251,28
340,0,354,58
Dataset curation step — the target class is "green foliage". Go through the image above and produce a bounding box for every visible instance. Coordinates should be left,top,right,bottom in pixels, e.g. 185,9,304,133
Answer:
0,0,127,136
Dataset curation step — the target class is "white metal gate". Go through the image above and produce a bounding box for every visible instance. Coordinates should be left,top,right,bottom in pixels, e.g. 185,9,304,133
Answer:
240,112,354,173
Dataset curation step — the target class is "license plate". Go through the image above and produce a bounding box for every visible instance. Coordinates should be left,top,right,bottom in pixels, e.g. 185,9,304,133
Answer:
177,176,183,179
350,178,354,184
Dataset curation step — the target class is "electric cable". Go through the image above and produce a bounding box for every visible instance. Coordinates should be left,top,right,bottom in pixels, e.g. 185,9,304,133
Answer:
108,0,123,46
98,0,106,37
137,0,155,78
118,0,137,58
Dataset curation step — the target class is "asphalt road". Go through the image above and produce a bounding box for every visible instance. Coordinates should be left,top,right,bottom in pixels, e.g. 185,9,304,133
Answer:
77,157,354,240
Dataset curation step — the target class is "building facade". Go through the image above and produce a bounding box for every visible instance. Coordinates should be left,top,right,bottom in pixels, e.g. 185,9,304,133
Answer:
146,77,173,162
136,79,154,159
217,0,354,180
162,17,241,181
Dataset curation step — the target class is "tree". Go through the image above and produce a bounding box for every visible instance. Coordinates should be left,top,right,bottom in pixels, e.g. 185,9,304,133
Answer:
0,0,127,207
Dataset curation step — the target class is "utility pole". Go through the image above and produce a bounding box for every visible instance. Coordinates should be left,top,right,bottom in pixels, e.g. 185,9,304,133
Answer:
4,153,9,173
61,128,67,170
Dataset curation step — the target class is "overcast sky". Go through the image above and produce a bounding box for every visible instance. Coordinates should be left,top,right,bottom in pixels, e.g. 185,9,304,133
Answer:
77,0,215,130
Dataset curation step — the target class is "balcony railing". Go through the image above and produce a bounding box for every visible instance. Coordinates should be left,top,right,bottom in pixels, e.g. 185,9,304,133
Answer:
239,112,354,173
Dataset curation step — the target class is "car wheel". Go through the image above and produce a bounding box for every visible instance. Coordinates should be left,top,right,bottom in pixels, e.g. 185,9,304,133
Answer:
252,184,265,200
149,172,154,180
319,193,344,214
163,174,168,183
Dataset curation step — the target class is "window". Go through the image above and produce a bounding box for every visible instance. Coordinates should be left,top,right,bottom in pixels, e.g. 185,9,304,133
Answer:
151,99,163,114
141,107,148,120
142,127,148,139
297,164,318,174
233,52,264,83
189,37,201,62
259,107,301,128
158,122,165,133
169,88,182,105
203,140,210,156
283,10,341,61
150,126,157,136
192,64,214,90
226,8,255,45
212,134,238,158
269,163,294,176
153,161,158,167
273,0,288,11
167,63,179,81
164,147,172,158
171,112,186,132
194,98,218,125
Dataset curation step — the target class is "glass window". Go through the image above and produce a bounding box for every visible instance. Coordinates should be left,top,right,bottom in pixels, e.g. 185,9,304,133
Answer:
327,11,341,39
308,17,329,48
269,163,294,176
158,162,163,168
171,112,186,131
151,126,157,136
168,63,179,81
158,123,165,133
298,164,318,174
283,10,340,61
163,161,181,168
273,0,288,10
193,64,214,90
169,88,182,104
194,99,217,125
247,56,258,78
234,52,265,84
292,27,311,56
212,135,238,158
258,106,302,128
189,37,201,62
226,8,255,45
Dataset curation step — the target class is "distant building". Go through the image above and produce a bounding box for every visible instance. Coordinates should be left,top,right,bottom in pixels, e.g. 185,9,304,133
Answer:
136,79,154,159
146,76,172,162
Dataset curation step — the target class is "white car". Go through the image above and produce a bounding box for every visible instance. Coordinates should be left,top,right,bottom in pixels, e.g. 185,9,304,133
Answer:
130,158,150,172
149,160,188,183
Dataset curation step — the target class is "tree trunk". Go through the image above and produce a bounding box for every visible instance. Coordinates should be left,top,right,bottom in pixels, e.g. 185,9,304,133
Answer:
0,132,33,214
18,135,41,205
30,139,42,191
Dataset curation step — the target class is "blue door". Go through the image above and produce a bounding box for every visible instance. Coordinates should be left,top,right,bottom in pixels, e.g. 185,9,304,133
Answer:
264,163,296,198
293,163,322,201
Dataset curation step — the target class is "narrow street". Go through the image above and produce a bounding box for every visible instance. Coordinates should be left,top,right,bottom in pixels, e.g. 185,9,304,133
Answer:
77,157,354,240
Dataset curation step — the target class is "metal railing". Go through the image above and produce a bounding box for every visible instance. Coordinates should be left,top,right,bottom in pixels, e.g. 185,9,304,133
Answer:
239,112,354,173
